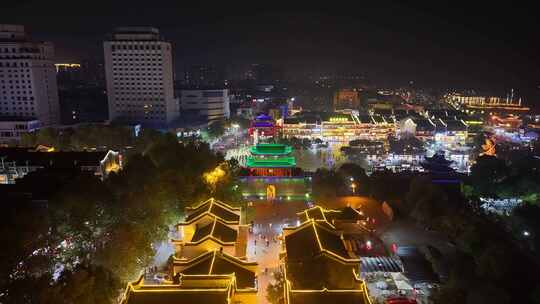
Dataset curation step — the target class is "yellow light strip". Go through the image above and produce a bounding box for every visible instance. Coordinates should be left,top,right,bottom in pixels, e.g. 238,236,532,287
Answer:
209,250,217,274
311,220,324,252
177,212,239,227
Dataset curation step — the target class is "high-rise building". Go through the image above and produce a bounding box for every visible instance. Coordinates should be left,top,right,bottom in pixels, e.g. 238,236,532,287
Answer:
103,27,179,127
0,24,60,126
180,88,230,122
184,64,225,87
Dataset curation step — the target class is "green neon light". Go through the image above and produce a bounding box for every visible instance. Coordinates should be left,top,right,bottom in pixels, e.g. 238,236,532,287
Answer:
246,156,296,168
249,144,293,156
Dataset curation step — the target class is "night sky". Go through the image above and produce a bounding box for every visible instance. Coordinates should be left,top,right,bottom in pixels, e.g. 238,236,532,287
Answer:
1,1,539,103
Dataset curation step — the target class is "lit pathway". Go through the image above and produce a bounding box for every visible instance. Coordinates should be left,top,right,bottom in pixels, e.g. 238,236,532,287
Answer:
248,221,283,304
151,227,177,269
247,201,309,304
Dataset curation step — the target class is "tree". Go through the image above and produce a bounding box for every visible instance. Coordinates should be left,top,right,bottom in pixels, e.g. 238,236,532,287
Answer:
43,264,122,304
2,128,243,302
468,155,509,197
312,168,345,202
0,200,52,295
404,176,449,223
207,119,226,139
266,270,285,304
338,163,369,194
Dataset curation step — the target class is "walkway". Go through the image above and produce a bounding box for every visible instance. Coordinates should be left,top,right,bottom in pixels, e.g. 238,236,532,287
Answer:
247,200,308,304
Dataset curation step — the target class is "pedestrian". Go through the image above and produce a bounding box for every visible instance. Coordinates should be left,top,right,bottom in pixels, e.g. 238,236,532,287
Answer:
266,239,270,247
254,239,257,246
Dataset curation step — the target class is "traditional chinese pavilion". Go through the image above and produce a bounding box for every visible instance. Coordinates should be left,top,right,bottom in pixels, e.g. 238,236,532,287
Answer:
239,143,311,201
421,151,455,175
246,143,297,177
248,114,276,137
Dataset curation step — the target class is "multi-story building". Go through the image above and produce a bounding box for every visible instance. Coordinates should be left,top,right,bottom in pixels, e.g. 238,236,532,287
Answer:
103,27,179,128
282,112,396,142
0,117,40,144
0,24,60,126
172,198,248,259
445,92,529,116
122,198,258,304
281,213,373,304
180,88,230,122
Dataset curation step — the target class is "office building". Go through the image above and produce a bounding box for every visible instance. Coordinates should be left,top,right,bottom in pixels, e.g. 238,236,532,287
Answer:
0,24,60,126
103,27,179,127
0,117,40,144
180,88,230,122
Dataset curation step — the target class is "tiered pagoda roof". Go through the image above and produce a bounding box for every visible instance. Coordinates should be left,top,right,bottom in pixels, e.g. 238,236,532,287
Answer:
182,198,241,225
246,156,296,168
297,205,367,227
122,199,256,304
249,143,292,156
282,219,372,304
247,143,296,168
172,250,258,289
421,151,455,174
122,274,234,304
189,217,238,244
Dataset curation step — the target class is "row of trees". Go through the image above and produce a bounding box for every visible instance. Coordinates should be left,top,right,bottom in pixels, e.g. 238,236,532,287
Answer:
312,162,414,203
19,117,252,153
464,154,540,203
396,155,540,303
311,163,371,201
1,130,240,303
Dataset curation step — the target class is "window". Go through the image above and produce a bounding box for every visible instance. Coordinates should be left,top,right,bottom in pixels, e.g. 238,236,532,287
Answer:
203,91,224,98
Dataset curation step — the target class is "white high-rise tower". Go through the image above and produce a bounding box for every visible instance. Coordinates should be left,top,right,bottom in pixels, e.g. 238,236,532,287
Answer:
103,27,179,127
0,24,60,126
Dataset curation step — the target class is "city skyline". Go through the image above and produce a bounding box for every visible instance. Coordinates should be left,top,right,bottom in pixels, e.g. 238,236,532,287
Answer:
2,3,540,303
1,1,538,102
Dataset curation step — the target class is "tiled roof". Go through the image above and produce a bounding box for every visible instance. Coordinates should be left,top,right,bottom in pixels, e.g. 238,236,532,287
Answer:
190,218,238,243
122,274,233,304
285,220,353,262
174,251,257,289
298,206,365,224
288,289,371,304
184,198,240,224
